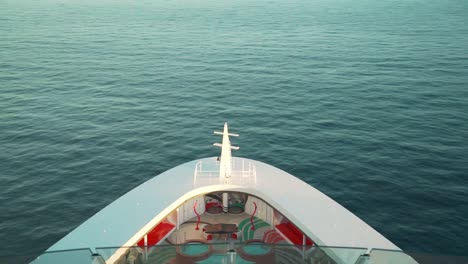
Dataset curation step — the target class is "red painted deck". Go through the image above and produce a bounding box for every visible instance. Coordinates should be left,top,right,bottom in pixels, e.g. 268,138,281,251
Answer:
276,222,314,246
137,221,175,247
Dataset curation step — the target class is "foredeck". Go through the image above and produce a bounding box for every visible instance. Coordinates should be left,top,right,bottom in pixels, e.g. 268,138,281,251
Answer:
45,157,399,254
32,123,416,263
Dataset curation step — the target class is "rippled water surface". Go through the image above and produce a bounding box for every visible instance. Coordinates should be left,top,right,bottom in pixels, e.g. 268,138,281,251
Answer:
1,0,467,259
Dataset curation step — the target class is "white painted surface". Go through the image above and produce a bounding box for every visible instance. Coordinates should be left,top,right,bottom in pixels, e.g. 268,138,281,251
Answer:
47,156,399,258
213,122,239,181
180,195,205,225
245,195,273,226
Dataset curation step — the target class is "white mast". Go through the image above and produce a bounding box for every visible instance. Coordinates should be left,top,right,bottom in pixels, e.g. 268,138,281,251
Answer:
214,122,239,181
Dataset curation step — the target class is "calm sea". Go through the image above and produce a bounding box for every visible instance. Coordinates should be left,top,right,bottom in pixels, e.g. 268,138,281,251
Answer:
1,0,467,259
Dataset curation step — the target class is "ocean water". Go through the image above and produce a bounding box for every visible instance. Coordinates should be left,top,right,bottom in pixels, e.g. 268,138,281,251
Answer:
1,0,467,260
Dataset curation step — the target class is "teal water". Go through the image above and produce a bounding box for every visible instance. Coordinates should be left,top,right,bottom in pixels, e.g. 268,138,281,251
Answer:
1,0,467,259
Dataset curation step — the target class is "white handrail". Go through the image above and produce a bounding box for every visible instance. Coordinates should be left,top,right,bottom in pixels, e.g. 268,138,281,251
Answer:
193,158,257,188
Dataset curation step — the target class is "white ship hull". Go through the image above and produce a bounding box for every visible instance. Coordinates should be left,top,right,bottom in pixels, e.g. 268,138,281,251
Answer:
33,124,417,264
